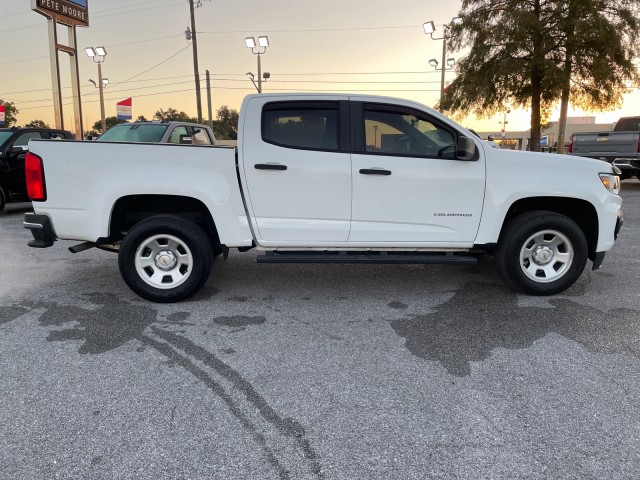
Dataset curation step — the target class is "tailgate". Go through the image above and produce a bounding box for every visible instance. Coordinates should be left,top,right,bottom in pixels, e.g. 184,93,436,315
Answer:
572,132,638,158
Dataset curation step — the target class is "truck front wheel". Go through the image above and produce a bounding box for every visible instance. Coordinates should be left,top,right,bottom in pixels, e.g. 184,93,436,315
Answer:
118,215,213,302
495,211,588,296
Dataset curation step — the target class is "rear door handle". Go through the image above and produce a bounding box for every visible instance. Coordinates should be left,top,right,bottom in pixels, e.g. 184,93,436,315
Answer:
255,163,287,171
359,168,391,176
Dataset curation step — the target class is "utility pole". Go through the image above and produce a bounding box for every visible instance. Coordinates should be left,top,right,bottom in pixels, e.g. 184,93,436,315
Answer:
188,0,203,123
206,69,213,130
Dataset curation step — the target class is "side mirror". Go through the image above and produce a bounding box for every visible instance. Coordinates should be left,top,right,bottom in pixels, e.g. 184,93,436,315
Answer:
179,134,193,145
456,136,477,161
487,134,495,141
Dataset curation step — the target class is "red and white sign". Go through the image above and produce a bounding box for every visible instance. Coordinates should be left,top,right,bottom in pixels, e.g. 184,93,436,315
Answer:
0,104,5,126
116,97,132,120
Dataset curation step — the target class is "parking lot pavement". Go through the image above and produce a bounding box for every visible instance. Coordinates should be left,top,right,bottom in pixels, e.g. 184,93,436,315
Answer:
1,183,640,479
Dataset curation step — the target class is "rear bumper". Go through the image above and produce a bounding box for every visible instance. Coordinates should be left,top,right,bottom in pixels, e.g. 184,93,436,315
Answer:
24,213,57,248
612,158,640,176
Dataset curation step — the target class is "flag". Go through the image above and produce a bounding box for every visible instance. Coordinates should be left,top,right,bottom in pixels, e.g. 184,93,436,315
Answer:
0,104,5,126
116,98,132,120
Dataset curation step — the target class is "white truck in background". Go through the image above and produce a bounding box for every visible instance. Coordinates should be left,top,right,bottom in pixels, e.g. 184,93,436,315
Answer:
24,93,623,302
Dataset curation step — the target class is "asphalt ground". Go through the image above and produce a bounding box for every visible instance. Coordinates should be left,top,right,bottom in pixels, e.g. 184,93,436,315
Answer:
1,180,639,479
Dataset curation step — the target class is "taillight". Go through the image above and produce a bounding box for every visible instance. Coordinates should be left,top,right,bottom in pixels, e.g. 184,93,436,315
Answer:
568,135,574,153
25,152,47,201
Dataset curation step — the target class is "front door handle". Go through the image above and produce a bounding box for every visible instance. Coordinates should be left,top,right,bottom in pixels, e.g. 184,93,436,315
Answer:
255,163,287,171
359,168,391,176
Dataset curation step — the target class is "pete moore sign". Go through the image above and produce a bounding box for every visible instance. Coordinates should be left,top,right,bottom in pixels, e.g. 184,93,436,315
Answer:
32,0,89,27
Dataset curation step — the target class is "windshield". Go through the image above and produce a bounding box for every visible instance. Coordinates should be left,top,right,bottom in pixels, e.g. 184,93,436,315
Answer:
97,124,168,143
0,131,14,148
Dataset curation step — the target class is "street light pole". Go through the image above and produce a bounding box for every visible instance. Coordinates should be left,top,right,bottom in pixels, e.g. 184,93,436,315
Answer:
97,62,106,132
440,35,447,109
257,52,262,94
501,109,511,149
424,17,461,112
85,47,108,132
245,36,269,94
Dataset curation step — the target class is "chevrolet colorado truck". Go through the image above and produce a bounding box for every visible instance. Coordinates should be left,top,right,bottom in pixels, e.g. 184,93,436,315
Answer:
569,116,640,180
23,94,623,302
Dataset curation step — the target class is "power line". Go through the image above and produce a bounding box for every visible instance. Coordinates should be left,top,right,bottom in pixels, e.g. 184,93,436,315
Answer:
4,74,445,98
18,86,443,111
199,25,420,34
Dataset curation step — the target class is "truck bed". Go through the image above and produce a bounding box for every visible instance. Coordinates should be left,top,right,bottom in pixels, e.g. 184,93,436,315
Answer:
27,140,253,246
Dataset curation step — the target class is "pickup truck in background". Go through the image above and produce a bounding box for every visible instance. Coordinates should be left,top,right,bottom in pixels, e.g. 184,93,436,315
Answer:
95,121,218,145
23,94,623,302
569,116,640,180
0,127,74,211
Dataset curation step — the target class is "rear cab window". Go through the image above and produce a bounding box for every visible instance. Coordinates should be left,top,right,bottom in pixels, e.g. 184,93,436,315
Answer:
262,102,340,151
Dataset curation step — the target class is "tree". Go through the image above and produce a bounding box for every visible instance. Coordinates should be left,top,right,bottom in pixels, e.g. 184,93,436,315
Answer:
135,115,149,122
92,116,128,133
24,120,50,128
212,106,239,140
0,100,19,127
441,0,640,151
553,0,640,152
153,108,196,123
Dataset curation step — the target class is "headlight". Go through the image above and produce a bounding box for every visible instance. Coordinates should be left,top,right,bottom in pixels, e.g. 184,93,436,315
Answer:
599,173,621,195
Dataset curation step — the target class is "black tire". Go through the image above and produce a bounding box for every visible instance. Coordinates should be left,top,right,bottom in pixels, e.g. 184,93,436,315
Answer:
118,215,213,303
495,211,588,296
0,186,6,212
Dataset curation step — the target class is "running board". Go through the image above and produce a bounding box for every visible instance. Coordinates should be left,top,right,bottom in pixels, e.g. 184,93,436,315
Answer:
256,251,477,265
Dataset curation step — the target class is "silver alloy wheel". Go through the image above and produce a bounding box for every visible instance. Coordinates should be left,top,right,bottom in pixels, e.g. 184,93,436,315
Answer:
134,234,194,289
519,229,574,283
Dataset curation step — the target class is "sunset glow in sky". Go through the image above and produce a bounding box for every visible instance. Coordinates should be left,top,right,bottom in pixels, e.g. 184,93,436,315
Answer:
2,0,638,134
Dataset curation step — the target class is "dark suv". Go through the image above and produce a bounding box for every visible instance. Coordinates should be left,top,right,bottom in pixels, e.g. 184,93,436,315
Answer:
0,127,74,210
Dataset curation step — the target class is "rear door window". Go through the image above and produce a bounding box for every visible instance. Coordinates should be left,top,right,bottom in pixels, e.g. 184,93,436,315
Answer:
262,103,339,151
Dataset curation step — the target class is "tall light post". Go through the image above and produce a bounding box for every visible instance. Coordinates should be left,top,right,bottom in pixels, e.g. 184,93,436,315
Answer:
423,17,461,112
245,36,269,93
501,109,511,149
85,46,107,132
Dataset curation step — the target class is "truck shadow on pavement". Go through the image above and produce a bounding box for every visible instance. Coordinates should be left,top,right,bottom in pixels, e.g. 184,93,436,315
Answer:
389,282,640,376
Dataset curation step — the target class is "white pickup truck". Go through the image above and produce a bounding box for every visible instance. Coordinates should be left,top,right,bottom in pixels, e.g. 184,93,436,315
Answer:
24,94,623,302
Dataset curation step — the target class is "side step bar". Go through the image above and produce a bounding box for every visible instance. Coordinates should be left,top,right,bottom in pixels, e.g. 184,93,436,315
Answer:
256,251,477,265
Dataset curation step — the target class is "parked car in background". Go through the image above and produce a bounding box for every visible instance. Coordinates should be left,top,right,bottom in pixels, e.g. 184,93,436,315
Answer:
0,127,74,211
569,116,640,180
96,121,218,146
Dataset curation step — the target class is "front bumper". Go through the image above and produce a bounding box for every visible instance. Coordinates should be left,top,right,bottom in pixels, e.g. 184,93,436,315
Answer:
24,213,56,248
615,210,624,240
592,210,623,270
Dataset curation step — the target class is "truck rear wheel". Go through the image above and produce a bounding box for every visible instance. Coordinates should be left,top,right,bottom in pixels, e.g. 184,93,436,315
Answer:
118,215,213,302
495,211,587,296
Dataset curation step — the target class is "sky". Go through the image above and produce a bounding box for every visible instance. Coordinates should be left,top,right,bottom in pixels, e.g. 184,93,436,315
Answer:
1,0,638,134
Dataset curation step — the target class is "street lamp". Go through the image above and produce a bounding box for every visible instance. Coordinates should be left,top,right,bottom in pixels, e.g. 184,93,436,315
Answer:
246,72,271,93
423,17,461,111
501,109,511,149
245,36,269,93
85,46,107,132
